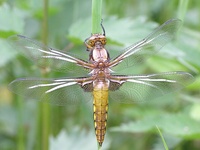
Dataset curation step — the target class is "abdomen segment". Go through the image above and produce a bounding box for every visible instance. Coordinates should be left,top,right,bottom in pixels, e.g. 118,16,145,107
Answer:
93,85,108,146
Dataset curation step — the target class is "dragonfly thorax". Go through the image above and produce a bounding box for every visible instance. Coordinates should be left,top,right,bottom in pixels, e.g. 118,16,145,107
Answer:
90,47,109,63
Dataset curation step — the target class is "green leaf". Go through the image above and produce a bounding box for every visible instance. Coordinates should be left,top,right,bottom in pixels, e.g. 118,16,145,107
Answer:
111,113,200,139
104,16,157,45
190,104,200,121
176,27,200,71
0,105,17,135
68,17,91,44
49,128,111,150
0,3,27,36
0,39,17,67
68,16,157,45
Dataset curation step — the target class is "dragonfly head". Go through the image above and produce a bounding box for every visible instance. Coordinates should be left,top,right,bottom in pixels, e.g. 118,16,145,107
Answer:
86,34,107,50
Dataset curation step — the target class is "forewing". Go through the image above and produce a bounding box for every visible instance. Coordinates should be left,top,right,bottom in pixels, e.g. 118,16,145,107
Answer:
8,77,92,105
109,72,194,103
109,19,182,71
8,35,91,75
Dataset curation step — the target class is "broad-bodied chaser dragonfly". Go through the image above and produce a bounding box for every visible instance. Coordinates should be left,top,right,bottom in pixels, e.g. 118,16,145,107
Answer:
8,19,194,146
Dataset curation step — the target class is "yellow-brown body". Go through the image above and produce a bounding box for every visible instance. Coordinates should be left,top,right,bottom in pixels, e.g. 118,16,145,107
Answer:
93,81,109,146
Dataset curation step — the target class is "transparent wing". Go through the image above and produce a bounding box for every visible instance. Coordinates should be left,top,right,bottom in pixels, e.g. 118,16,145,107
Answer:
8,77,93,105
8,35,93,75
109,71,194,103
109,19,182,71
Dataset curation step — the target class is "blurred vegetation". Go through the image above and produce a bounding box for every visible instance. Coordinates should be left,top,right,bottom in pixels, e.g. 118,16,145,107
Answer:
0,0,200,150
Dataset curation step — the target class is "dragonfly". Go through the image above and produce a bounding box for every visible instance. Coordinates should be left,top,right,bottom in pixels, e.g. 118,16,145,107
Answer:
8,19,194,147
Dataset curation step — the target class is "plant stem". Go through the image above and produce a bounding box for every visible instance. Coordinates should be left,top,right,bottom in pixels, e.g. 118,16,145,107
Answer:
40,0,50,150
156,125,169,150
17,97,24,150
41,103,50,150
92,0,103,34
98,144,102,150
177,0,189,21
42,0,48,45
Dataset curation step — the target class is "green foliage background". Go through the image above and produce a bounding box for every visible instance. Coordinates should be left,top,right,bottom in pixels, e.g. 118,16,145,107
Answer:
0,0,200,150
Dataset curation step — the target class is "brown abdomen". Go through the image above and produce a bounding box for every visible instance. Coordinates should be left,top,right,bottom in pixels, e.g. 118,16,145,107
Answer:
93,87,108,146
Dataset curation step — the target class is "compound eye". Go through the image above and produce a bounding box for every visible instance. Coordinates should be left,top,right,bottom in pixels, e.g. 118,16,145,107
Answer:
89,40,95,46
100,38,106,44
